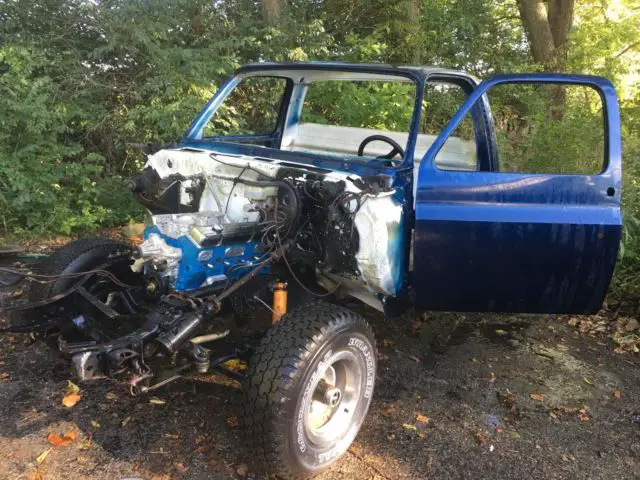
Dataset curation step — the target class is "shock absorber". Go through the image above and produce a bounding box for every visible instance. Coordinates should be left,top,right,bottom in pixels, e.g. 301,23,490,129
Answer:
272,282,288,324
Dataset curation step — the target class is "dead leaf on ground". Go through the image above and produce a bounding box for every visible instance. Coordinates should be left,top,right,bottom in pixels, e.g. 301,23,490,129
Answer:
121,416,131,427
382,404,396,417
577,406,591,423
0,372,10,381
9,289,24,299
530,393,545,402
402,423,417,431
149,398,166,405
90,420,100,428
47,429,78,447
62,392,82,408
613,388,622,399
408,355,420,363
105,392,117,401
223,359,247,372
415,414,430,424
173,462,189,473
27,470,43,480
35,447,52,464
236,464,249,477
583,377,594,386
66,380,81,394
488,372,496,383
475,431,486,444
226,416,239,427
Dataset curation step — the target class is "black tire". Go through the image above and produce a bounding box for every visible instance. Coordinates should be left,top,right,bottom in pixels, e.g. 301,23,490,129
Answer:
29,237,135,301
243,301,377,479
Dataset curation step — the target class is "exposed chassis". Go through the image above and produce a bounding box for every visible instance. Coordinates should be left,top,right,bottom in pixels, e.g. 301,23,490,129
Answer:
1,245,285,393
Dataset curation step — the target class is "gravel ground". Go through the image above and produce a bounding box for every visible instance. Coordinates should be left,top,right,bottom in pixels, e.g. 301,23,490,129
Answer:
1,272,640,479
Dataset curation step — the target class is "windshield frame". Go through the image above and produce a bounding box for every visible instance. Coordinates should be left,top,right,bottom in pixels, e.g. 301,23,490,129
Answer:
183,66,425,170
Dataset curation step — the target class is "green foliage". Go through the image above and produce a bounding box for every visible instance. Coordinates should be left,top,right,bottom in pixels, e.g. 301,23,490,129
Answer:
302,81,415,131
0,0,639,299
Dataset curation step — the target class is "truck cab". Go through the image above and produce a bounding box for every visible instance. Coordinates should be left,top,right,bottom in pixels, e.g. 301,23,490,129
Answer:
174,62,621,315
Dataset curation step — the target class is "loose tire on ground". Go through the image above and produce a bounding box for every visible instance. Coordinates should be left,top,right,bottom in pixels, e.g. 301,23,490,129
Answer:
29,237,135,301
243,301,377,479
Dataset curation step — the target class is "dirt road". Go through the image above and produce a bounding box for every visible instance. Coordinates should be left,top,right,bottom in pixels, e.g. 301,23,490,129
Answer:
1,303,640,479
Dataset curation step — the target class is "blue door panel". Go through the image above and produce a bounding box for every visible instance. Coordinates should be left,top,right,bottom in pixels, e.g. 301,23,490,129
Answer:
414,74,622,314
414,219,619,313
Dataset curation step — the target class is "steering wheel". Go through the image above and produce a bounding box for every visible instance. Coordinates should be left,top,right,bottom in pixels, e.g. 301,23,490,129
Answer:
357,135,405,162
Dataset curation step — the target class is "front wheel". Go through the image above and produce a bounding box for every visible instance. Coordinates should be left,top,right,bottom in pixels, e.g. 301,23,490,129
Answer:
243,302,377,479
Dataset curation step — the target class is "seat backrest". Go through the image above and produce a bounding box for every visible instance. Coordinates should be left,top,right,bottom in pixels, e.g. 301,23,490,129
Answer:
282,123,476,171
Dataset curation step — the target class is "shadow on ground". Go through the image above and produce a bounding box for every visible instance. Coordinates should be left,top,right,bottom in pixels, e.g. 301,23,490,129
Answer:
1,303,640,479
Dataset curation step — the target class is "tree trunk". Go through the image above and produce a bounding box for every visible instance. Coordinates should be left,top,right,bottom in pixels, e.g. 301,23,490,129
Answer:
517,0,575,119
262,0,283,24
407,0,422,63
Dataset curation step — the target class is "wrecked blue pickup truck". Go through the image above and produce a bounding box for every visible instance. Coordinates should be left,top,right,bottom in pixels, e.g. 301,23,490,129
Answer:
4,62,622,478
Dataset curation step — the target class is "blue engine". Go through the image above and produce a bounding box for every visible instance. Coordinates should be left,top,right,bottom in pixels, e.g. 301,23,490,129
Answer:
143,226,269,292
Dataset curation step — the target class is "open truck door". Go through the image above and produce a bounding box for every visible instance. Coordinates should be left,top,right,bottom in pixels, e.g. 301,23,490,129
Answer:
413,74,622,314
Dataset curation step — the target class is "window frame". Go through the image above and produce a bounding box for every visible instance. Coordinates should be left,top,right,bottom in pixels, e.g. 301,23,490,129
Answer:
421,75,615,178
193,74,294,147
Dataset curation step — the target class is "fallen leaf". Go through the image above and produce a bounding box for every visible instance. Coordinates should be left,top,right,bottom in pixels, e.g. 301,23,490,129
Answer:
0,372,9,381
583,378,594,386
236,463,249,477
9,289,24,299
47,431,76,447
105,392,117,401
66,380,81,394
27,470,43,480
475,431,486,444
149,398,166,405
226,416,239,427
91,420,101,428
495,329,507,336
577,406,591,423
408,355,420,363
415,414,430,424
530,393,545,402
402,423,417,431
613,388,622,400
62,392,82,408
382,404,396,417
223,359,247,372
488,372,496,383
173,462,188,473
35,447,52,464
121,416,131,427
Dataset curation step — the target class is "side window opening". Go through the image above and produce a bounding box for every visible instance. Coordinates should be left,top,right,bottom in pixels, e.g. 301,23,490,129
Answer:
434,82,606,175
419,81,477,171
490,83,605,174
202,76,289,138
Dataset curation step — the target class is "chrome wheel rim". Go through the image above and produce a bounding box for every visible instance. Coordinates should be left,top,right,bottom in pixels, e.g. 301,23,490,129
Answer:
304,350,364,447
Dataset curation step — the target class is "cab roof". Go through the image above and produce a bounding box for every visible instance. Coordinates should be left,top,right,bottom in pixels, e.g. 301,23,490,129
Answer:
235,62,477,84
